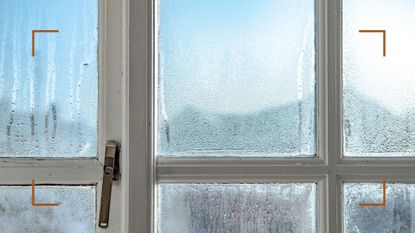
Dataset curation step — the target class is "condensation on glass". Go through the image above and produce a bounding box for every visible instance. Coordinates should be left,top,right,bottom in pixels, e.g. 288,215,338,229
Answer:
344,183,415,233
343,0,415,157
0,0,98,157
158,183,317,233
0,186,95,233
157,0,317,157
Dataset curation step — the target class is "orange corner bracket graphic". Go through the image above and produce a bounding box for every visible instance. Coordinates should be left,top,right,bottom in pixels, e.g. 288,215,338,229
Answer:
31,30,59,57
359,176,387,207
31,179,59,207
359,30,387,57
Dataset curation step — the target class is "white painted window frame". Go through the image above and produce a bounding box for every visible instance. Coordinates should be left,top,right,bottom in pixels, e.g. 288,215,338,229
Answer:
0,0,125,232
127,0,415,233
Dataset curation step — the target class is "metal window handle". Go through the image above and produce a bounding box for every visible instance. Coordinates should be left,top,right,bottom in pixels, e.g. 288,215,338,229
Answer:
99,140,120,228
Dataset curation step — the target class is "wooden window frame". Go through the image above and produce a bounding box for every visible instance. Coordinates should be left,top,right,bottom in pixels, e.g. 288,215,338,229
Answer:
127,0,415,232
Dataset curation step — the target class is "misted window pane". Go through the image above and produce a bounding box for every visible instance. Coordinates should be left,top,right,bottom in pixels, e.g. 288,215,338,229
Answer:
158,184,317,233
344,183,415,232
157,0,317,157
0,186,95,233
0,0,98,157
343,0,415,157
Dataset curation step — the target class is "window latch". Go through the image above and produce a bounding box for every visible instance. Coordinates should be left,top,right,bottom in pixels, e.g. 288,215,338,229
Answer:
99,140,120,228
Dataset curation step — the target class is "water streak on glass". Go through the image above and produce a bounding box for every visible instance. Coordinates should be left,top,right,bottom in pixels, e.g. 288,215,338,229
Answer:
343,0,415,157
344,183,415,233
0,0,98,157
158,184,317,233
0,186,95,233
157,0,317,157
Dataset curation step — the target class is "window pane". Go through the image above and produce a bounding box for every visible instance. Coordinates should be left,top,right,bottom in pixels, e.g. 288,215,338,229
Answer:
343,0,415,157
158,183,317,233
0,0,98,157
344,183,415,232
0,186,95,233
157,0,317,157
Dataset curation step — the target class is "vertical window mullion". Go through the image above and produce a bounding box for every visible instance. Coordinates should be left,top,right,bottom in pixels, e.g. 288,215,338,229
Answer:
127,0,154,232
316,0,331,231
326,0,342,232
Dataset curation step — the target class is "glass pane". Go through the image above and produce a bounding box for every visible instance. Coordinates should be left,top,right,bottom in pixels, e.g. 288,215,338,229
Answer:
344,183,415,232
343,0,415,157
158,183,317,233
157,0,317,157
0,186,95,232
0,0,98,157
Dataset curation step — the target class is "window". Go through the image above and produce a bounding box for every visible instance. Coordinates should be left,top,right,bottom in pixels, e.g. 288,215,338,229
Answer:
157,0,317,158
0,0,124,232
0,186,95,232
129,0,415,232
0,0,98,158
344,183,415,232
5,0,413,232
343,0,415,157
156,0,320,231
153,0,320,231
158,184,317,232
340,1,415,233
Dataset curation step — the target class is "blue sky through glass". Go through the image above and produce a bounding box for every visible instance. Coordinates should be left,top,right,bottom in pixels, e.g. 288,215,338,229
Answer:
159,0,316,114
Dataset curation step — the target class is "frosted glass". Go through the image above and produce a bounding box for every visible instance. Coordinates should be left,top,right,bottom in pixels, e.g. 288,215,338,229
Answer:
0,0,98,157
158,0,317,157
158,184,317,233
0,186,95,233
344,183,415,233
343,0,415,157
